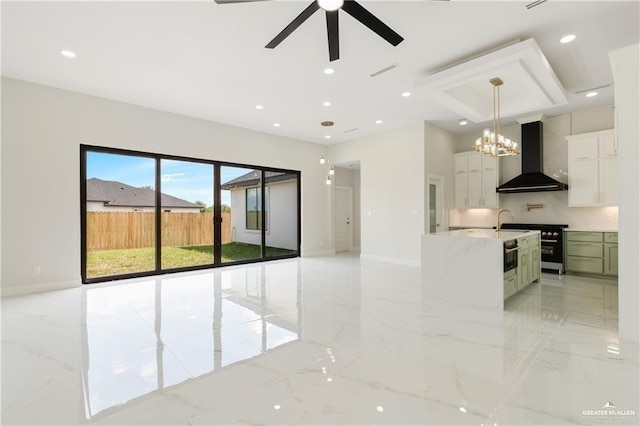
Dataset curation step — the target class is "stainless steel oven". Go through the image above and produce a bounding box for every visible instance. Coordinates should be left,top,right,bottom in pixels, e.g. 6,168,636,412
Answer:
504,239,518,272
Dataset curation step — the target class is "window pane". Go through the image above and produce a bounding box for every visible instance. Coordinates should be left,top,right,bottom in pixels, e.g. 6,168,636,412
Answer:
160,159,214,270
220,167,263,263
86,152,156,278
246,187,259,230
265,172,298,257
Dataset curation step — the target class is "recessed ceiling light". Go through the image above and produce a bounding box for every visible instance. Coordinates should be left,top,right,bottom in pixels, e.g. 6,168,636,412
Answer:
459,119,468,126
560,34,576,44
401,92,411,98
586,91,598,97
377,406,384,412
273,123,281,127
323,101,331,107
324,135,332,139
375,120,383,124
60,50,76,58
324,68,335,75
255,105,264,110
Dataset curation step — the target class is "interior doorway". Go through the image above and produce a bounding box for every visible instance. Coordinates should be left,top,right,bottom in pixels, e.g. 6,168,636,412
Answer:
334,186,353,253
427,175,445,233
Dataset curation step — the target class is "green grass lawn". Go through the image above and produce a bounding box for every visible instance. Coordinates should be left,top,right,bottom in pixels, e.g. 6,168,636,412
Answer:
87,243,296,278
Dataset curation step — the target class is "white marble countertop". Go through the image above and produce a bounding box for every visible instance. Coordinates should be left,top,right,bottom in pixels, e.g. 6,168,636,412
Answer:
435,228,540,242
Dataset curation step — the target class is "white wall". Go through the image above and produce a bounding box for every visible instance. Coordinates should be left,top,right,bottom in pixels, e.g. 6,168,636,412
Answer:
230,181,298,251
328,123,424,266
229,188,254,244
450,106,618,230
610,44,639,343
424,123,457,231
1,78,330,294
265,181,298,250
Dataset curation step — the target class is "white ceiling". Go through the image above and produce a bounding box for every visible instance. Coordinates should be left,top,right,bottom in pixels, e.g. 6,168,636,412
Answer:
2,1,639,144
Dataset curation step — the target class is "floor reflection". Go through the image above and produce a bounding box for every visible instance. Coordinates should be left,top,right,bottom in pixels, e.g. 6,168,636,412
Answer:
3,257,636,425
81,261,301,419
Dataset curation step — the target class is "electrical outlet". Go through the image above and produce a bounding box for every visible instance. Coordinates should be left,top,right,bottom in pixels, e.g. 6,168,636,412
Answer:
34,266,41,274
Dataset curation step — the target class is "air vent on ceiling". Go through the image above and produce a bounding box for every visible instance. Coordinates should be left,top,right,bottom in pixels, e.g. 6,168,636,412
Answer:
344,128,359,133
370,63,398,78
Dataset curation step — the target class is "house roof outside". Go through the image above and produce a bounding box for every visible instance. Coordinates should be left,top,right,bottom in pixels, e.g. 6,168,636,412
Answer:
221,170,297,190
87,178,201,209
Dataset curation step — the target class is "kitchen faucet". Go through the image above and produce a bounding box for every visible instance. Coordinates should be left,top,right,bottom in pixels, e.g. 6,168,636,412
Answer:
497,209,515,232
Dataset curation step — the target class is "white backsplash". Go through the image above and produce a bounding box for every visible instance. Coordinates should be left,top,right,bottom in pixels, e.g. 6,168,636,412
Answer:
449,196,619,230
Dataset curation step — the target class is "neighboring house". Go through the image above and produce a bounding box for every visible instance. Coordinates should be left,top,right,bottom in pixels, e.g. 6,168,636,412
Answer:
221,171,297,250
86,178,201,213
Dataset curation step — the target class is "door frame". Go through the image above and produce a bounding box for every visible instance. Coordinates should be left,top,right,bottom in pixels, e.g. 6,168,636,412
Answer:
427,174,445,233
334,186,353,253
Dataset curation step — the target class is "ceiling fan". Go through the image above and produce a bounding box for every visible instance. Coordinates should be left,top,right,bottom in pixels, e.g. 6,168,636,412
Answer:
213,0,406,62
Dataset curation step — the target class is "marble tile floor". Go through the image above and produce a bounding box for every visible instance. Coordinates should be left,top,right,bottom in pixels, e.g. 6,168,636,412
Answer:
1,255,638,425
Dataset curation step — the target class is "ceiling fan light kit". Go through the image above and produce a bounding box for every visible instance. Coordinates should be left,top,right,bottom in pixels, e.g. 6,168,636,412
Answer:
214,0,404,62
317,0,344,12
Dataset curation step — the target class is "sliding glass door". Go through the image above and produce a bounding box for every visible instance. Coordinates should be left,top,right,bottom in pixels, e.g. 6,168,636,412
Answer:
160,159,214,270
219,166,263,264
81,146,301,284
85,151,157,279
265,172,299,257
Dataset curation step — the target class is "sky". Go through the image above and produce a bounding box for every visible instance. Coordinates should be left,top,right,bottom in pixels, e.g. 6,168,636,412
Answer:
87,152,251,206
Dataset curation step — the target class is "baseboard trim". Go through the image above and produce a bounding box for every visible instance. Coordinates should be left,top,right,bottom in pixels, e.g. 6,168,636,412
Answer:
301,249,336,257
360,254,420,268
1,279,81,298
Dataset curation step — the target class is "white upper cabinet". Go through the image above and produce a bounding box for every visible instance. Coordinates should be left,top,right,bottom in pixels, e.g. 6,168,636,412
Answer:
454,155,468,174
599,157,618,205
599,132,618,158
568,137,598,161
567,129,617,207
453,151,499,208
467,155,482,173
482,155,497,172
454,174,468,208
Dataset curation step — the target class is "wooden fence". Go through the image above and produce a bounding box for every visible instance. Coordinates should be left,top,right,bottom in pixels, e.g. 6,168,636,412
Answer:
87,211,232,251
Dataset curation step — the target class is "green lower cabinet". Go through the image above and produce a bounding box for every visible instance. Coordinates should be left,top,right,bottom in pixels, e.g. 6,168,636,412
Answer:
530,247,540,282
604,243,618,276
504,269,517,300
517,249,529,290
565,231,617,277
566,241,603,258
504,238,541,301
566,256,604,274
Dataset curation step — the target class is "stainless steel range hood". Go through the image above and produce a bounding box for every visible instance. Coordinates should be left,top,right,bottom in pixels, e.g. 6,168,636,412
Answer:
496,121,568,193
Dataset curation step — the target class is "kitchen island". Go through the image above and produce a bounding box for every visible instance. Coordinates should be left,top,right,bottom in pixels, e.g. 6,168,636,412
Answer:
421,228,541,309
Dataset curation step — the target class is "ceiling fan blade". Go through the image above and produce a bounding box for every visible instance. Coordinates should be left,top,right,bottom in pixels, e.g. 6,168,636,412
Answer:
341,0,404,46
213,0,272,4
326,11,340,61
266,1,320,49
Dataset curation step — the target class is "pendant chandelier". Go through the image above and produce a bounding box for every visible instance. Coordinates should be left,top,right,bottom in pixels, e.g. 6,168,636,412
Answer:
474,77,519,158
321,121,334,185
